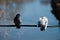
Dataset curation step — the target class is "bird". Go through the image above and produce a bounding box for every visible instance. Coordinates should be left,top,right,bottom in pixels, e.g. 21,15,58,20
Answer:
14,14,22,29
38,16,48,31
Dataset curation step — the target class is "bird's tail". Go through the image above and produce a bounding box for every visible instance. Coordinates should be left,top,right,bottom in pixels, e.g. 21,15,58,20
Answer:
40,27,45,31
15,25,21,29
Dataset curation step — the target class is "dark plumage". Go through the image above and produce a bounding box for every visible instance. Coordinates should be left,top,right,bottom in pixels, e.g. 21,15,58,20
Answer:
14,14,21,29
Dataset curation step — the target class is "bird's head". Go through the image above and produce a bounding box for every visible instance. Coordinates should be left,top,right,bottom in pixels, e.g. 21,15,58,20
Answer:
16,14,20,18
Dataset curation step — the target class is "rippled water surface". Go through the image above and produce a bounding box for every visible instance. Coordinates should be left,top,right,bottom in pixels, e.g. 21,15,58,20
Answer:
0,0,60,40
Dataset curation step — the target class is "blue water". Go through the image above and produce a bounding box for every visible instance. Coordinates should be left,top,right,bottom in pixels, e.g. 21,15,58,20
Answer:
0,0,60,40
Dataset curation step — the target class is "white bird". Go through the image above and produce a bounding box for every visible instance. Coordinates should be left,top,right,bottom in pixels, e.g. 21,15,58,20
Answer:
38,16,48,31
14,14,22,29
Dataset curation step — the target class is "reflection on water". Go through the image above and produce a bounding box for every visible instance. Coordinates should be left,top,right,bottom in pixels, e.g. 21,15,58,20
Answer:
0,0,60,40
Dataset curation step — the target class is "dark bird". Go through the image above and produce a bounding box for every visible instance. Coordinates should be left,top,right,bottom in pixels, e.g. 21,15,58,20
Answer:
14,14,21,29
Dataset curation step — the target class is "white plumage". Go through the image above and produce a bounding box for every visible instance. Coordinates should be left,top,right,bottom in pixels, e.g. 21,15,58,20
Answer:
38,16,48,31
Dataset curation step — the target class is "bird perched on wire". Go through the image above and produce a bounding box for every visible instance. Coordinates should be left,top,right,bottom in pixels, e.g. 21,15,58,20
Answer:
38,16,48,31
14,14,22,29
